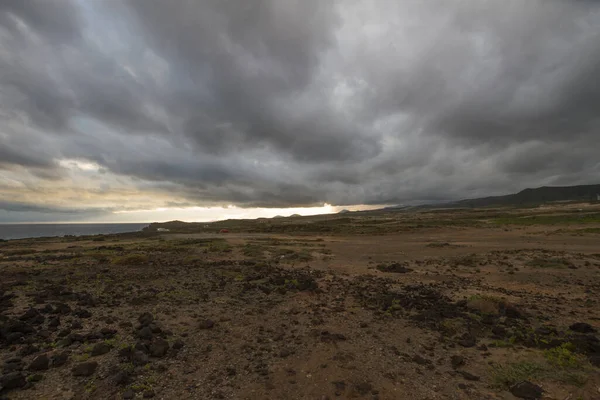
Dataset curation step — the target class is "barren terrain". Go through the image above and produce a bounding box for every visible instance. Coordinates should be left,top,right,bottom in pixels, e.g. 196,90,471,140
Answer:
1,204,600,399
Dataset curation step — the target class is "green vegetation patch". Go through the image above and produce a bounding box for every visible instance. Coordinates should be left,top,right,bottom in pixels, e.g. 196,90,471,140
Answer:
525,257,571,269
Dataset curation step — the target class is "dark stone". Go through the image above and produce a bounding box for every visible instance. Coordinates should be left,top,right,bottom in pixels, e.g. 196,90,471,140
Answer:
510,381,543,399
198,319,215,330
91,342,112,356
376,263,413,273
113,370,130,386
52,303,71,315
85,331,103,341
28,374,43,382
588,354,600,367
354,381,373,396
5,333,22,345
70,320,83,330
411,355,430,365
71,361,98,377
73,309,92,319
143,390,155,398
137,326,153,340
122,389,135,399
118,346,133,359
279,348,292,358
28,354,49,371
134,342,149,354
491,326,507,338
39,304,54,314
18,345,39,357
149,324,162,334
100,328,117,338
132,351,148,366
48,317,60,327
172,339,184,350
51,351,70,367
458,370,480,381
450,355,465,369
457,334,476,348
504,304,523,319
2,362,21,373
226,367,236,376
57,328,71,338
6,321,34,334
56,338,72,348
19,308,40,321
569,322,597,333
138,312,154,327
0,372,26,390
149,338,169,358
68,333,85,343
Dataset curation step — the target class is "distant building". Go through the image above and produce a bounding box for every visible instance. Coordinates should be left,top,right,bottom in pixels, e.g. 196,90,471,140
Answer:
156,228,170,232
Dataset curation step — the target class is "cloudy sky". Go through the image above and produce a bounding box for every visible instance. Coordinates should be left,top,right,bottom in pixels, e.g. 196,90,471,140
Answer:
1,0,599,223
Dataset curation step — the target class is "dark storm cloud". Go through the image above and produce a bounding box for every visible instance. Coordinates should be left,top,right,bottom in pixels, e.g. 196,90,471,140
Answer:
1,0,600,221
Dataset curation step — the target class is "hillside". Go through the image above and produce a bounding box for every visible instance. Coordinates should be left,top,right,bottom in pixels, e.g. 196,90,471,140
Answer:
451,184,600,208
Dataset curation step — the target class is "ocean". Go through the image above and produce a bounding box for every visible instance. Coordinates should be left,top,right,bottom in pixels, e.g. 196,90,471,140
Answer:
0,223,149,241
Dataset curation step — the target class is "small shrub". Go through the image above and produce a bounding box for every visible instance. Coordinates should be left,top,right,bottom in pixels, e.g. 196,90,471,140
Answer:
526,257,571,269
544,343,585,369
491,361,544,388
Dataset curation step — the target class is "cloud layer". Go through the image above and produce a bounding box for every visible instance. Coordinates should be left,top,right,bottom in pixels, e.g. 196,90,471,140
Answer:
1,1,600,221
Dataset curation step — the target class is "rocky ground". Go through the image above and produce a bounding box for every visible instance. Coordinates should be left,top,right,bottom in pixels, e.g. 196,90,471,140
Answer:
1,206,600,399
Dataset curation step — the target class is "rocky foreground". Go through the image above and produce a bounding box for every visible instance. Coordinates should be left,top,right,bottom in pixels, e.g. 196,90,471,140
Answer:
0,227,599,399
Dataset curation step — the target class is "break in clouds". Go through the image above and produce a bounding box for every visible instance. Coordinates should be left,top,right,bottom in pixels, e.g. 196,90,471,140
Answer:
1,0,600,222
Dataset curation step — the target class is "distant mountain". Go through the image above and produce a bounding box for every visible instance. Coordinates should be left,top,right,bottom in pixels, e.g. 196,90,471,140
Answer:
451,184,600,208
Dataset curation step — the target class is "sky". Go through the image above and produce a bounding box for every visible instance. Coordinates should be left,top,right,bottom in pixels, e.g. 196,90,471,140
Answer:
1,1,600,223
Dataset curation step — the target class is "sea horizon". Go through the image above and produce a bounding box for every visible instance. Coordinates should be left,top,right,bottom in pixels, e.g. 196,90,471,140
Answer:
0,222,150,241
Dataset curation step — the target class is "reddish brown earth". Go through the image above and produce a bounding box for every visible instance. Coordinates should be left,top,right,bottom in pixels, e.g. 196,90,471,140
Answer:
1,205,600,399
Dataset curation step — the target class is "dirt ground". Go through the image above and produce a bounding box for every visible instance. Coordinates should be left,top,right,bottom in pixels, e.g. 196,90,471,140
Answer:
1,205,599,399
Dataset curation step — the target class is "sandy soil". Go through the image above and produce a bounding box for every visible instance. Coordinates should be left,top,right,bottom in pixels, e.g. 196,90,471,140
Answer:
1,207,599,399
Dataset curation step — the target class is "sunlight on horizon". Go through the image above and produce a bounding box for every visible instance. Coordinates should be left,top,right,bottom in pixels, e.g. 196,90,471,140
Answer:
101,203,386,223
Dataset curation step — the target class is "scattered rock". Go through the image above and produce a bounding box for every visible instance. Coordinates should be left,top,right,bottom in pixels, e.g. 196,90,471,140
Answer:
51,352,70,368
450,355,465,369
138,312,154,327
509,381,543,399
71,361,98,377
91,342,112,356
172,339,184,350
137,326,153,340
100,328,117,338
143,389,156,398
73,309,92,319
354,381,374,396
132,351,149,366
198,319,215,330
149,338,170,358
71,320,83,330
122,389,135,399
457,370,480,381
28,354,49,371
457,334,476,348
569,322,596,333
0,372,26,390
376,263,413,273
113,370,130,386
411,355,430,365
279,348,292,358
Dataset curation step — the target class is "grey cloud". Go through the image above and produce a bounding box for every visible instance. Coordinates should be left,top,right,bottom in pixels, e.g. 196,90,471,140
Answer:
1,0,600,221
